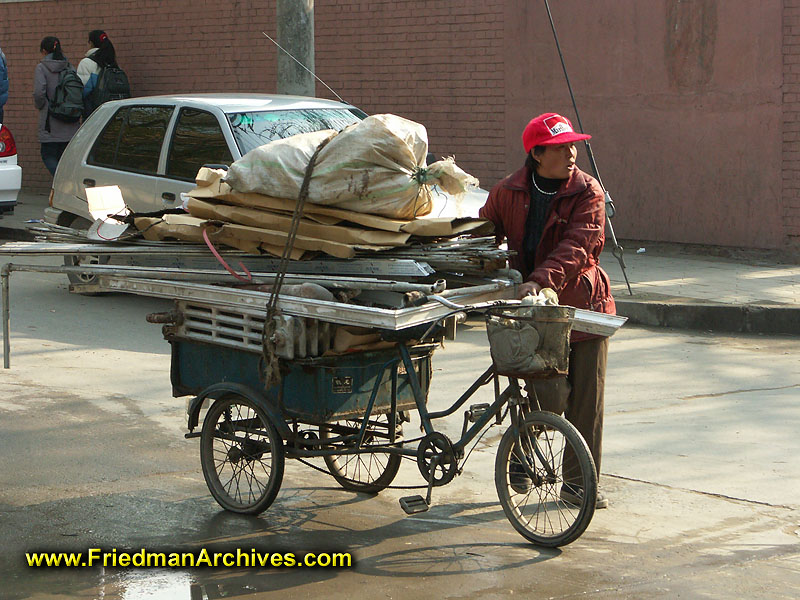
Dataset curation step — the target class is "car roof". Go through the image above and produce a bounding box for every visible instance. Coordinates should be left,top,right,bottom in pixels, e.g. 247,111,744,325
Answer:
110,93,357,113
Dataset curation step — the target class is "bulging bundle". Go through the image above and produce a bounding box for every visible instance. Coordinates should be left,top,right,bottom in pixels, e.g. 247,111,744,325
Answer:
224,114,478,220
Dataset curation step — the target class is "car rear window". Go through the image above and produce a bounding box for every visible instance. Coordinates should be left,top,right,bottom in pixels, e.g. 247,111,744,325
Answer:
228,108,366,155
166,108,234,181
88,106,173,175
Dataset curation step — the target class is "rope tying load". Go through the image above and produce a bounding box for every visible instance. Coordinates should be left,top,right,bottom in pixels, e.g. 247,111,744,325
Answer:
260,135,334,390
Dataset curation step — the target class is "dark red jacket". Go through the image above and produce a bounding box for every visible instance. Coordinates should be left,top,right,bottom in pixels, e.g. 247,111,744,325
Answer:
480,163,615,342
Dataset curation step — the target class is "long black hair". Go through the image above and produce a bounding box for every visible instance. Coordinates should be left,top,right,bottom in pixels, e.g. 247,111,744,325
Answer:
88,30,118,68
525,148,546,171
40,36,65,60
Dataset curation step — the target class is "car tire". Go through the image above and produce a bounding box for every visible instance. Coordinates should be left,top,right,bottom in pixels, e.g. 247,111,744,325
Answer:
63,215,109,291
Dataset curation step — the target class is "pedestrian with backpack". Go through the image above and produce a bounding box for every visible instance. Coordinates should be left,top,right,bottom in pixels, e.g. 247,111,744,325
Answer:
33,37,81,175
77,30,130,118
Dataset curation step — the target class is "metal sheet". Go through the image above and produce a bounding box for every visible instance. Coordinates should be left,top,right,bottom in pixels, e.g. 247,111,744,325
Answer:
97,276,517,330
95,276,624,335
572,309,628,337
0,242,434,277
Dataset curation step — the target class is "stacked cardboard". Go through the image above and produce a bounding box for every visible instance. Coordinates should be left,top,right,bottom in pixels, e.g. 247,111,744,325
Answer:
135,168,494,260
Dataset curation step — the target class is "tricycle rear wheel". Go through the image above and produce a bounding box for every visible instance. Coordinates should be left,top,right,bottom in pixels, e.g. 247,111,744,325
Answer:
320,415,402,493
200,394,285,514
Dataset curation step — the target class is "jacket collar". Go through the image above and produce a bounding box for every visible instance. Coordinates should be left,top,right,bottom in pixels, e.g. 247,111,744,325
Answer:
502,162,589,197
41,58,69,73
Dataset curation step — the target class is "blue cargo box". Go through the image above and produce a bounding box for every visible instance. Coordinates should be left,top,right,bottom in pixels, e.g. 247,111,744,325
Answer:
170,339,434,423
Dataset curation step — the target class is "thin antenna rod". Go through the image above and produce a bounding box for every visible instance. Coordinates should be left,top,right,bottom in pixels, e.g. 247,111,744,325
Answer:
542,0,632,294
262,32,347,104
543,0,598,185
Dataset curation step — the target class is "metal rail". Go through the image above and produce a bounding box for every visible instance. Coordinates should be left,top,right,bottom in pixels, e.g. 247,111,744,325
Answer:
0,241,436,277
0,262,444,293
1,262,625,369
95,276,515,330
0,262,517,368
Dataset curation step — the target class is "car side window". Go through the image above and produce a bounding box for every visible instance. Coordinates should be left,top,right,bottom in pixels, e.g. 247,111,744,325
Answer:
88,105,173,175
166,108,233,181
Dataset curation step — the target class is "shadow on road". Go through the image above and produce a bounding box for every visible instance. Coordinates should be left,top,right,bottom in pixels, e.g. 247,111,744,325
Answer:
2,484,553,599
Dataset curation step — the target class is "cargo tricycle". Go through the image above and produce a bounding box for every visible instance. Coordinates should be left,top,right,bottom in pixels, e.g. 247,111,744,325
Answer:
168,300,599,548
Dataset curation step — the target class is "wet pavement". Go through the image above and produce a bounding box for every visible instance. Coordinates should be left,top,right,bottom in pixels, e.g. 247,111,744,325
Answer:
1,214,799,597
0,268,798,598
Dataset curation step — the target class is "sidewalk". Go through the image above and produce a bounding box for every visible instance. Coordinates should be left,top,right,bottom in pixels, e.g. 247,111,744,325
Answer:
604,242,800,334
2,191,799,334
0,190,48,240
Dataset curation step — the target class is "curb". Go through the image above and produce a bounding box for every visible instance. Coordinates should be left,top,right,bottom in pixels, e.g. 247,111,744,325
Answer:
616,299,800,335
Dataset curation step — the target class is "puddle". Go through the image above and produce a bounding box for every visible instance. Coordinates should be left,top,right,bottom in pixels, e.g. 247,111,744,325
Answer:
104,569,195,600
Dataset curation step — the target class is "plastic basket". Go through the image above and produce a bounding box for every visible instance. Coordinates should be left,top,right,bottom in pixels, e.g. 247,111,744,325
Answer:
485,305,575,378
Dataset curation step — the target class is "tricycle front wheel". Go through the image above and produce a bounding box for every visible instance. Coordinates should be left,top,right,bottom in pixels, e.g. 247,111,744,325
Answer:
495,410,597,547
200,394,285,514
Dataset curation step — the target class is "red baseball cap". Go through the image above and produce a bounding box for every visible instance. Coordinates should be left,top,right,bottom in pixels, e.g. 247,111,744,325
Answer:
522,113,591,152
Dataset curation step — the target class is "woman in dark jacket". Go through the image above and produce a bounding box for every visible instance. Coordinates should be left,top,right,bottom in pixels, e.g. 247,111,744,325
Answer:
32,36,80,175
480,112,615,509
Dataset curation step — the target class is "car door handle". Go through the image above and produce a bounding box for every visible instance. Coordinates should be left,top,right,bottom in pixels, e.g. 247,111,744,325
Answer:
83,178,96,187
162,192,176,202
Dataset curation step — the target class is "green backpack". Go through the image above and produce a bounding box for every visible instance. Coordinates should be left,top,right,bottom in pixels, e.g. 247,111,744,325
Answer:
48,67,84,126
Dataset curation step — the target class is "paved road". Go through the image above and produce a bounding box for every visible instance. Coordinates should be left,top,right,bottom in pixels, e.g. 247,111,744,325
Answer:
1,256,799,599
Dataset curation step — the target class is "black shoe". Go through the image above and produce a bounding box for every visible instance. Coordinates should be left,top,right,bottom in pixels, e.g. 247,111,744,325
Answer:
509,456,532,494
559,483,608,509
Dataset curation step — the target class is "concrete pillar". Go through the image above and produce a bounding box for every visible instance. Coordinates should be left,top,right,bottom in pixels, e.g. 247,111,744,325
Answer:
276,0,315,97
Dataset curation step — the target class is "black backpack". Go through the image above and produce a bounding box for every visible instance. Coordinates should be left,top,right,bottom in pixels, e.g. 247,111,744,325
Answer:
88,65,131,112
48,67,84,124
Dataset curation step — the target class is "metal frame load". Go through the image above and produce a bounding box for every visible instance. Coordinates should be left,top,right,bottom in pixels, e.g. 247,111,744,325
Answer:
92,273,624,336
94,276,516,330
1,259,626,368
0,261,522,367
0,241,436,277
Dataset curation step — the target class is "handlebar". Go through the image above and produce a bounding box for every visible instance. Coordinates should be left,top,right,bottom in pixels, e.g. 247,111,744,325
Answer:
427,296,525,313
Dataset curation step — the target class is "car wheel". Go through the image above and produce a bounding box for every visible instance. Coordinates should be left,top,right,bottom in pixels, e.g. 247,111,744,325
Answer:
63,216,109,290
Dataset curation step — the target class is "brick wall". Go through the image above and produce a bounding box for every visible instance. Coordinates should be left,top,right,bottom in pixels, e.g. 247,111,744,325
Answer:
0,0,286,192
0,0,505,194
0,1,794,248
503,0,786,250
314,0,506,189
784,0,800,246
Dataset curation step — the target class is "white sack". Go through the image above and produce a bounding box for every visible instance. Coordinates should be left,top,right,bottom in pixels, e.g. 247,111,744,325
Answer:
223,114,478,220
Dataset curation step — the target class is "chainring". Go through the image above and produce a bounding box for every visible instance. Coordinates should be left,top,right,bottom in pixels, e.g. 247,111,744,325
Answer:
416,432,458,486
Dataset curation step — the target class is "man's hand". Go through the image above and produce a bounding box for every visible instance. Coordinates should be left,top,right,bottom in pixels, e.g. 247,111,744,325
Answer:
517,281,542,299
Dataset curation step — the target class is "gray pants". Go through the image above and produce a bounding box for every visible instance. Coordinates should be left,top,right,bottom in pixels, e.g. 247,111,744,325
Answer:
528,335,609,480
566,336,608,478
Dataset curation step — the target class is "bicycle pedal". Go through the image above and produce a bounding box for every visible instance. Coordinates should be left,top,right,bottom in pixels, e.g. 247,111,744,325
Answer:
467,403,491,423
399,495,429,514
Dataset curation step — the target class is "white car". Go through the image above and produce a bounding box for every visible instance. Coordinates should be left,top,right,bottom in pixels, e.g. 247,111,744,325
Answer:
45,94,367,227
43,93,487,285
0,123,22,216
43,94,368,284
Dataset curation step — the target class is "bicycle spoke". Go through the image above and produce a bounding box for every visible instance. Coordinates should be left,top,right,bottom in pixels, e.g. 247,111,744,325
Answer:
201,397,283,514
496,411,596,546
322,415,401,492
